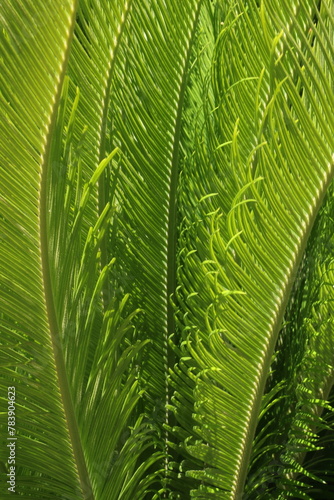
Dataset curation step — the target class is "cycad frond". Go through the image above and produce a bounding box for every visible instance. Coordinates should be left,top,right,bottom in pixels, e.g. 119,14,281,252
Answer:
0,1,82,497
109,1,205,483
1,0,334,498
170,0,334,497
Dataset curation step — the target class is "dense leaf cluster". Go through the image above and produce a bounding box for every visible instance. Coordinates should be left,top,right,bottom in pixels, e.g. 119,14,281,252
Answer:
0,0,334,498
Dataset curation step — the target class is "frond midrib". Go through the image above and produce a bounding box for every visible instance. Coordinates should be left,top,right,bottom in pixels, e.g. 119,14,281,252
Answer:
38,2,93,498
167,0,204,358
162,3,205,479
97,1,132,290
232,164,334,498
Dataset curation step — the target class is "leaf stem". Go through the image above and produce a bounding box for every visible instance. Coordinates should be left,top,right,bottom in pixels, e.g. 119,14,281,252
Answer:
232,165,334,498
98,1,132,309
165,0,204,476
38,3,94,499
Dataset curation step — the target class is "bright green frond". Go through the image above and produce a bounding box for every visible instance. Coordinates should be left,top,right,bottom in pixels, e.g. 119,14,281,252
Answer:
0,0,81,497
169,0,334,498
47,40,163,500
1,0,334,498
109,0,205,483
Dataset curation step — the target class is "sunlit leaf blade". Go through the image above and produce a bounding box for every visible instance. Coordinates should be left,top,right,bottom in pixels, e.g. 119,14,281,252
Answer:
248,180,334,498
47,5,164,496
169,0,334,498
1,0,334,498
0,0,82,497
109,0,205,486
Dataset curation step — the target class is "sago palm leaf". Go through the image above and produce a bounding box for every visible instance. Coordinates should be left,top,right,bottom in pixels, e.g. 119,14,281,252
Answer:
1,0,334,499
108,0,205,486
169,0,334,498
252,183,334,498
0,1,84,497
0,1,161,499
60,0,206,494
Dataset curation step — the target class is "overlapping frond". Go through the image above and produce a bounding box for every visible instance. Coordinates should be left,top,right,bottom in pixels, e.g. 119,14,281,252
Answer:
0,0,82,497
111,0,204,396
1,0,334,498
107,1,205,487
0,0,164,497
169,0,334,497
46,3,166,495
55,0,208,494
246,182,334,498
65,0,133,270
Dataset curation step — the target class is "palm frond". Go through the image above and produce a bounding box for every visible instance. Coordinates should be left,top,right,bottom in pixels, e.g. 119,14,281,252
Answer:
1,1,334,498
169,0,334,497
0,1,163,497
47,23,164,500
108,0,205,485
0,0,83,497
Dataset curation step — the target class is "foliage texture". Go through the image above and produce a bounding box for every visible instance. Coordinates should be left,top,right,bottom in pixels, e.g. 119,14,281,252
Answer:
1,0,334,499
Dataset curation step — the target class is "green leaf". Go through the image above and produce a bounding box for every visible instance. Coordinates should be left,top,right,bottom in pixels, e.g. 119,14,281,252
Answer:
1,0,334,499
170,0,334,497
0,0,83,498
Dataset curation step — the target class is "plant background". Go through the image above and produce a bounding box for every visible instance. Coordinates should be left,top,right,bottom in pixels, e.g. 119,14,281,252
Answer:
0,0,334,498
